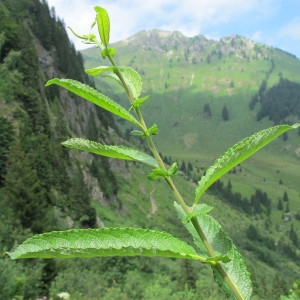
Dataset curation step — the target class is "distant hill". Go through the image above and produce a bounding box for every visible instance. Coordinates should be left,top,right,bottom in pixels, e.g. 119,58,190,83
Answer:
81,30,300,297
82,29,300,158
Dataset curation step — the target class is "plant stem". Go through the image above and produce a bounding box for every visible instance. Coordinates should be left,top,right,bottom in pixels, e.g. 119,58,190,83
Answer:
107,51,245,300
107,55,135,103
141,113,245,299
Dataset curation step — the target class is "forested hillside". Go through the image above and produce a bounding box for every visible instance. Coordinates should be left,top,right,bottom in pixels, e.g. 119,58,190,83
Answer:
1,1,300,299
0,0,120,298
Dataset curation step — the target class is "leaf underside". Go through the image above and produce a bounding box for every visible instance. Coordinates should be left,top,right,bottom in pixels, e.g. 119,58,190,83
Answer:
62,138,158,167
174,202,252,300
7,228,200,261
45,78,141,128
195,123,300,203
85,66,116,76
105,66,143,99
94,6,110,46
184,204,214,223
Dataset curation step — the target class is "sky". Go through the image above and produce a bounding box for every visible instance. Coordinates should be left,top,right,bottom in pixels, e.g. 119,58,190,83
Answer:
47,0,300,58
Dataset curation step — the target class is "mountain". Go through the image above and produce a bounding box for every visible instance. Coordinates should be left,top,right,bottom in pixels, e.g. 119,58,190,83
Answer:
81,29,300,297
82,29,300,157
1,1,300,298
82,29,300,203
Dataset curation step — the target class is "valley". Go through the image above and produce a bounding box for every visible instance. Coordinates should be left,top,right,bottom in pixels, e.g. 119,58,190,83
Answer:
81,30,300,298
1,1,300,298
82,29,300,236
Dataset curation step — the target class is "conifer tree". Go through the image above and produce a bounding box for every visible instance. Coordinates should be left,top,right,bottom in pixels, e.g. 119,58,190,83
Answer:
277,198,283,210
180,160,187,173
0,117,14,186
203,103,212,117
289,224,298,247
222,104,229,121
283,191,289,202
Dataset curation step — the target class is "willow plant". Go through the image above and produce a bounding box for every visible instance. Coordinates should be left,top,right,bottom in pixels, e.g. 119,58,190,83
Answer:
7,6,300,299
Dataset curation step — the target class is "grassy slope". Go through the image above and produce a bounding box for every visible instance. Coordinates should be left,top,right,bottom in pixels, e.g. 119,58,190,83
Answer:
89,159,300,296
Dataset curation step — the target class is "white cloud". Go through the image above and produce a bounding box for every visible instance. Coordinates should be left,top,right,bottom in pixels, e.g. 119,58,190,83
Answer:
279,18,300,40
251,30,263,41
46,0,299,57
47,0,267,49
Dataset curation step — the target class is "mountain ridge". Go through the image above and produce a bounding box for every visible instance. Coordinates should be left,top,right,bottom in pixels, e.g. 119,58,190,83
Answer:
115,28,299,61
82,28,300,157
83,28,300,101
81,30,300,295
117,28,296,53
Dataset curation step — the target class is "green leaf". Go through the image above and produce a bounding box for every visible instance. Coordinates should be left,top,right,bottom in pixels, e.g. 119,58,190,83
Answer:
62,138,158,167
174,202,252,300
147,123,159,136
131,96,150,110
105,67,143,99
7,228,203,261
167,162,179,177
183,204,214,224
85,66,116,76
148,162,178,180
130,130,145,138
195,123,300,204
46,78,141,128
128,124,158,139
68,27,97,44
148,168,169,180
94,6,110,46
101,48,116,59
206,254,231,264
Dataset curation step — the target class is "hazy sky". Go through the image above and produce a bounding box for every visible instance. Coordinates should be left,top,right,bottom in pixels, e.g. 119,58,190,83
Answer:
47,0,300,58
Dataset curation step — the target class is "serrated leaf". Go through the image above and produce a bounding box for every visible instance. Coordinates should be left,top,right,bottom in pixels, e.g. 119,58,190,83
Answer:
184,204,214,224
147,124,159,136
168,162,179,176
148,162,179,180
174,202,210,254
130,130,145,138
131,95,150,109
195,123,300,203
130,124,158,138
174,202,252,300
94,6,110,46
62,138,158,167
85,66,116,76
7,228,203,261
105,66,142,99
148,168,169,180
46,78,141,128
101,48,116,58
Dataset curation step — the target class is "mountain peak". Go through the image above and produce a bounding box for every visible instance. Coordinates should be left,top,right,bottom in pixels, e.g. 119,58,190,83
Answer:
115,29,268,62
120,29,187,48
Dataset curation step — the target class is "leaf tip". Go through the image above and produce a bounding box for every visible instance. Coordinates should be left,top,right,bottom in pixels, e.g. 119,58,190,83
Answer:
45,79,55,86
